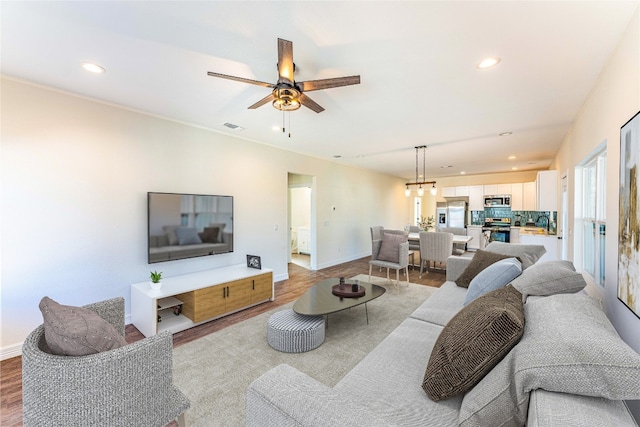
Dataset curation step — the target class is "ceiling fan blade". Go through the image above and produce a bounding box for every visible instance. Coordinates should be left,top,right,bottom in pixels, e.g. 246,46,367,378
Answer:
298,75,361,92
277,38,294,84
299,93,325,113
248,93,276,109
207,71,274,88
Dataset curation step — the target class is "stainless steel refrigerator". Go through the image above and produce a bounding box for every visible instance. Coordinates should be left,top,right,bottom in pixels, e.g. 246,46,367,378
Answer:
447,201,467,228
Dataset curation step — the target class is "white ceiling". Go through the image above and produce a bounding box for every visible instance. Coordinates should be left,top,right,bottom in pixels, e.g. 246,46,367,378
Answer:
2,1,638,181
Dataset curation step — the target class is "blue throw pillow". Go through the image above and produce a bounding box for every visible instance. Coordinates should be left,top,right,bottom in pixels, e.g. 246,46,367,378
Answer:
464,258,522,305
175,227,202,245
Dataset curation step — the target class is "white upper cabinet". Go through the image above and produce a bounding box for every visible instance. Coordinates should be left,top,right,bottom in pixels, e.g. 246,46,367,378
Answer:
484,184,498,195
523,182,537,210
455,186,469,196
497,184,512,194
510,183,524,211
537,170,558,211
442,187,456,197
469,185,484,210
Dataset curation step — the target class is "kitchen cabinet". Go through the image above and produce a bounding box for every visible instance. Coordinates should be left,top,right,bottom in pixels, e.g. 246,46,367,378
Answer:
519,234,559,262
442,187,456,197
510,183,524,211
442,186,469,197
469,185,484,210
483,184,498,195
455,186,469,196
537,170,558,211
497,184,512,194
523,182,537,211
466,226,483,250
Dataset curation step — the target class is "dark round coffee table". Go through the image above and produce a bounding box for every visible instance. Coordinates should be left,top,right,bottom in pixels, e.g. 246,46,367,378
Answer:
293,278,386,325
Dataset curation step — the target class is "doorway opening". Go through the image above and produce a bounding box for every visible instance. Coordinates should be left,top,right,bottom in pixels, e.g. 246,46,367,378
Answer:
288,173,315,270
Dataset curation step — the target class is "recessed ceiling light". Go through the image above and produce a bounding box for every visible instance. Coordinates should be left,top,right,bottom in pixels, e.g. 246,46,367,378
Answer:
499,132,512,137
272,125,281,131
440,165,453,169
477,57,501,69
356,154,365,158
81,62,106,74
512,167,519,170
333,155,342,158
460,171,466,175
508,155,516,160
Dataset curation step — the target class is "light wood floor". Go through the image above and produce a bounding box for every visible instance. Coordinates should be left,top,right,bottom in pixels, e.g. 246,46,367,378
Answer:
0,256,445,427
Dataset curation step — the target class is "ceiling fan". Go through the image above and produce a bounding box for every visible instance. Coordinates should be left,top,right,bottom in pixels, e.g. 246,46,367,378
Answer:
207,38,360,113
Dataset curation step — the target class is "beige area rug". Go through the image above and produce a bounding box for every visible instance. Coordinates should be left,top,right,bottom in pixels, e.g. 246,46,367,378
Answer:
172,274,436,427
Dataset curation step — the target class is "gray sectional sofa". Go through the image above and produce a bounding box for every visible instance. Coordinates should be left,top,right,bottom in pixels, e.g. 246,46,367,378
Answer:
246,243,640,426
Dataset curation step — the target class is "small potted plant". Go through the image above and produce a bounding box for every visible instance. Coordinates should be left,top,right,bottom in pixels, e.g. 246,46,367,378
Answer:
149,271,163,290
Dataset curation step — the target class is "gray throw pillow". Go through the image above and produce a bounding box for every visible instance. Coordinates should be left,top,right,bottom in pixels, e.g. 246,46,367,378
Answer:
455,249,513,288
464,258,522,305
459,293,640,427
39,297,127,356
175,227,202,245
377,232,407,263
422,285,525,401
511,260,586,301
163,225,180,246
484,242,546,269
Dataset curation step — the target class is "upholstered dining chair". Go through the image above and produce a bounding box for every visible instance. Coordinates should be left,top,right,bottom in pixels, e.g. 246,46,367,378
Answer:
21,297,190,427
418,231,454,277
380,229,415,270
439,226,467,255
368,234,410,292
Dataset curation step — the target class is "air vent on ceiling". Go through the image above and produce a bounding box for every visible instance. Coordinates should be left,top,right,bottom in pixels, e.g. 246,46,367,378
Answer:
222,122,245,131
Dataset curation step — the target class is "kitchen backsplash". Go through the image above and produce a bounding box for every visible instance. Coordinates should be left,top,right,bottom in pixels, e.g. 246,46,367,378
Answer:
470,210,557,234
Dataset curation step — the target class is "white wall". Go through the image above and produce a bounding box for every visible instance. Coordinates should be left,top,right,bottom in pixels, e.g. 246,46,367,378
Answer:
552,8,640,418
0,78,408,358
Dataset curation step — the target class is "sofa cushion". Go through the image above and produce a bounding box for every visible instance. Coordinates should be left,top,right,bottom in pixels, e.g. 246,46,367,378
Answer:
175,227,202,245
201,226,220,243
377,232,407,263
511,260,586,301
335,317,462,425
459,293,640,427
464,258,522,305
484,241,546,269
422,285,524,401
39,296,127,356
410,281,467,326
455,249,513,288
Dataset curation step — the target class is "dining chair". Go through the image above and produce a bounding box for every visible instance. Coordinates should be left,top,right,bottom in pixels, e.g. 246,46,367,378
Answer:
381,229,414,271
418,231,454,277
438,227,467,255
368,236,410,292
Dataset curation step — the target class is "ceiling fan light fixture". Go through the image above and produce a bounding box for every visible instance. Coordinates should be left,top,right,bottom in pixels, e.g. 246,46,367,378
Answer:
272,87,301,111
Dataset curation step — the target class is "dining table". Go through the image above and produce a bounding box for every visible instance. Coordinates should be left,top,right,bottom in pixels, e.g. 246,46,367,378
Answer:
407,232,473,245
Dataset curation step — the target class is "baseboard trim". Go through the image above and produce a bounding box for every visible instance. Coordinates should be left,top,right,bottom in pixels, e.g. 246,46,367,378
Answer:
1,342,23,361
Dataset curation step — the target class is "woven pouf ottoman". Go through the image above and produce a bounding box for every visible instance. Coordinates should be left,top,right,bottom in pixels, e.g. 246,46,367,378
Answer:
267,309,325,353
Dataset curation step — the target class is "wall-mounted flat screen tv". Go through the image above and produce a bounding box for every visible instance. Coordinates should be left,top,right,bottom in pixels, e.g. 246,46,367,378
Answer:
148,192,233,264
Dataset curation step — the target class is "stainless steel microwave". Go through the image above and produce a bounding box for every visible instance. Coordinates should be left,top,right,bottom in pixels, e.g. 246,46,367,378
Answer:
484,195,511,208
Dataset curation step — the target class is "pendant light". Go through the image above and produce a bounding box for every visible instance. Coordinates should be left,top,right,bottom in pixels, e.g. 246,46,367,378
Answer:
405,146,437,197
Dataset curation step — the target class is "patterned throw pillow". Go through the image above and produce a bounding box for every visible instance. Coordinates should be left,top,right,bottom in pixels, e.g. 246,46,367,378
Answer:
422,285,525,401
377,232,408,263
39,297,127,356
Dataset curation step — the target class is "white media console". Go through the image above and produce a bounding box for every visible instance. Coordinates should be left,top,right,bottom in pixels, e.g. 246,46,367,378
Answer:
131,264,274,337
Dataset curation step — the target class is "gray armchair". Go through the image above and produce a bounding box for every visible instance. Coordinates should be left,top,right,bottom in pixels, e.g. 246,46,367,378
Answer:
22,297,190,427
368,239,410,291
418,231,454,277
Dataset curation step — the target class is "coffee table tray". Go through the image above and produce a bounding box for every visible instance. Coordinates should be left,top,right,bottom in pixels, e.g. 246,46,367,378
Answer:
331,284,365,298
